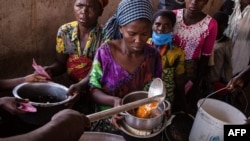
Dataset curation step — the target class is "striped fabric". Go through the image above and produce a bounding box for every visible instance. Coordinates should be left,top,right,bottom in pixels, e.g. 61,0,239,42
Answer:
103,0,153,40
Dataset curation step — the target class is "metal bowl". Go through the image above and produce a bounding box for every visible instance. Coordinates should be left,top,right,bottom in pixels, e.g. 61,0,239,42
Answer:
121,91,170,130
12,82,71,125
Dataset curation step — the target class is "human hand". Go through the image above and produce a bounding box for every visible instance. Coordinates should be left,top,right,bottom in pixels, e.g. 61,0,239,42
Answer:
0,97,29,115
51,109,90,139
227,76,244,92
110,97,123,129
110,114,124,129
247,117,250,124
24,73,48,82
65,83,82,107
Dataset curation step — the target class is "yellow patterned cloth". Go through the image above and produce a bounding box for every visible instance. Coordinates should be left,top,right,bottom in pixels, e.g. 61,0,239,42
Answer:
148,38,185,102
56,21,104,82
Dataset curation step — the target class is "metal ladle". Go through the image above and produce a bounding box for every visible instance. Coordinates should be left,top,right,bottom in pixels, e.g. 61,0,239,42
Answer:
87,78,166,122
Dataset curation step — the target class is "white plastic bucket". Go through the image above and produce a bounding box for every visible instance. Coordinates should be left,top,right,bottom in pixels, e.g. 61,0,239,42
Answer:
189,98,247,141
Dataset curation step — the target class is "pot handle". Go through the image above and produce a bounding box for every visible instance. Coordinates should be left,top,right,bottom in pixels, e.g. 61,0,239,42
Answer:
164,100,171,118
119,112,127,116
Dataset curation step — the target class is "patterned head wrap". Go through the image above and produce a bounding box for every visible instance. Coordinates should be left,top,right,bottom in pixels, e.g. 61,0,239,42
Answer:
98,0,109,8
103,0,153,40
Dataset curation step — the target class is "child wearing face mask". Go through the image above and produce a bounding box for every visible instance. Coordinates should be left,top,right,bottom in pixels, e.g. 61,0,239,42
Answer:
148,9,186,113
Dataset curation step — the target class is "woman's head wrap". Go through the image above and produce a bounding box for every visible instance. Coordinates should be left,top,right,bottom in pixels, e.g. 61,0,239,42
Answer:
98,0,109,8
103,0,153,40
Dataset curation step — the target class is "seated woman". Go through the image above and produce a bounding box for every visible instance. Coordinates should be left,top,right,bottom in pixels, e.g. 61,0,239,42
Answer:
44,0,108,83
148,9,186,112
69,0,162,134
44,0,109,114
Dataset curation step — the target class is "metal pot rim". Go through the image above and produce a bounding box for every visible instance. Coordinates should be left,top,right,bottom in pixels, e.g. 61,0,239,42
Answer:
12,82,71,107
122,91,167,120
121,91,170,130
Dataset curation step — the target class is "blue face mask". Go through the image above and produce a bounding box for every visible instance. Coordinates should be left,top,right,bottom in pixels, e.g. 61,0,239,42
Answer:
152,31,173,49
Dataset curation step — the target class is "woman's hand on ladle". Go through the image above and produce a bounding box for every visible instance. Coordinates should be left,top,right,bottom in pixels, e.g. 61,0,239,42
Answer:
110,114,124,129
110,97,124,129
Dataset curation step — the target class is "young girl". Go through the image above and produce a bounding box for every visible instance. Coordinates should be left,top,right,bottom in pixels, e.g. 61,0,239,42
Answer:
148,9,186,112
172,0,218,114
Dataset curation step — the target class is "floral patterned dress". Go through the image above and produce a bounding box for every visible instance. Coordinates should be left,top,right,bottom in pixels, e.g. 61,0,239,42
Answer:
56,21,104,82
172,9,217,81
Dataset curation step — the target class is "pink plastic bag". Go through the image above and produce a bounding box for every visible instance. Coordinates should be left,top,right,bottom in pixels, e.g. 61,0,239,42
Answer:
185,80,193,95
32,59,51,80
18,103,37,112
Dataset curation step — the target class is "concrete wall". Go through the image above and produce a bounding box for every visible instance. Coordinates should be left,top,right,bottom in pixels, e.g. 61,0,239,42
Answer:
0,0,75,78
0,0,223,79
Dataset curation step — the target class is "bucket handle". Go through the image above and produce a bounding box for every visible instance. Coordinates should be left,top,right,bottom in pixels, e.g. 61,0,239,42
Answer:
198,87,249,114
198,87,228,111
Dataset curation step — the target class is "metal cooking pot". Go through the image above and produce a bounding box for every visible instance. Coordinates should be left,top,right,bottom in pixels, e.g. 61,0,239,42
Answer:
121,91,170,130
12,82,71,125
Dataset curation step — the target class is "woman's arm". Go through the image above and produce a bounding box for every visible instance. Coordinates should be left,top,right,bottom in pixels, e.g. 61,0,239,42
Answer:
43,53,68,77
0,74,47,90
91,88,121,107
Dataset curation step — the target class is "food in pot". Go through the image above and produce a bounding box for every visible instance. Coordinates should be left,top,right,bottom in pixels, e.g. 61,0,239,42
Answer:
136,102,159,118
30,95,59,103
128,102,160,119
